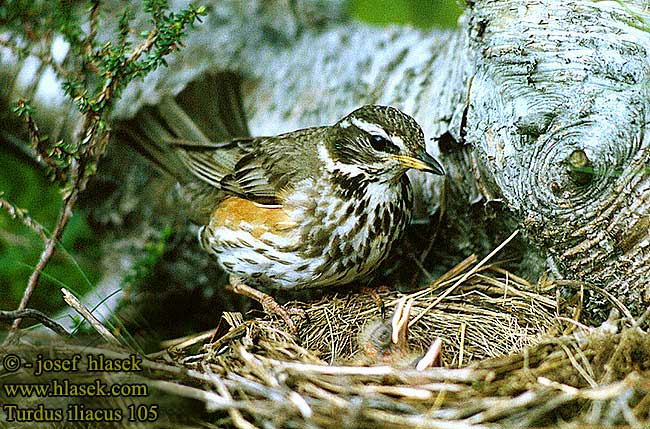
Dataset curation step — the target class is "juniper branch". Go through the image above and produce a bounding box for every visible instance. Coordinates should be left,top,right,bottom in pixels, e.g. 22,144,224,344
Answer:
5,0,206,336
0,194,48,242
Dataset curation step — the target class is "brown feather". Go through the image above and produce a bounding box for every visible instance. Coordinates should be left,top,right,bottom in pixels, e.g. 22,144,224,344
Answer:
211,197,296,239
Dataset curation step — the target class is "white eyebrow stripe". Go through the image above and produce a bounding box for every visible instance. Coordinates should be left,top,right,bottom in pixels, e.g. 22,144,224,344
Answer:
317,144,364,177
350,118,390,139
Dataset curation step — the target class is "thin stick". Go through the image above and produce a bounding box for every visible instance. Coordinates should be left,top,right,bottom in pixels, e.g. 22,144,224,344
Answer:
458,322,466,368
9,180,79,334
160,327,220,350
268,359,485,382
410,230,520,327
148,379,237,411
0,309,69,337
429,254,478,289
490,266,534,289
208,365,261,429
0,196,48,241
61,287,120,346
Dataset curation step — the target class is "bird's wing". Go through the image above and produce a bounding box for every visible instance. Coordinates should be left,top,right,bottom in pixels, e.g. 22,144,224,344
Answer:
175,128,323,205
172,138,249,188
117,71,251,184
218,147,291,205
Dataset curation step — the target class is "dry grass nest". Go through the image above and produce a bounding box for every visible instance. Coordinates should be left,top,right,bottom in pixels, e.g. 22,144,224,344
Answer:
3,238,650,428
160,253,650,428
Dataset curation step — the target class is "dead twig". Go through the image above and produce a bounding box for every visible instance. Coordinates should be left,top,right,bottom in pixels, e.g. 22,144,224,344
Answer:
61,287,120,346
0,309,69,337
9,172,80,334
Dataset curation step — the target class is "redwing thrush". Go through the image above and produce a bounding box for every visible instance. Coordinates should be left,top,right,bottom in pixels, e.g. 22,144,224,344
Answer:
118,74,444,331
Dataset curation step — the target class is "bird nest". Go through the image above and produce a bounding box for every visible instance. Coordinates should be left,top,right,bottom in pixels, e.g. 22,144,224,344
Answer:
3,248,650,428
155,256,649,428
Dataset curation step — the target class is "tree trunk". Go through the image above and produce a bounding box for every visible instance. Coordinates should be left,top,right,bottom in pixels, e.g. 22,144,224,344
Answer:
2,0,648,325
460,0,650,320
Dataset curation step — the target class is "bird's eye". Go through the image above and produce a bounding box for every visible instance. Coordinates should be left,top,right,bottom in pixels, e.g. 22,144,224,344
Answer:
369,135,398,153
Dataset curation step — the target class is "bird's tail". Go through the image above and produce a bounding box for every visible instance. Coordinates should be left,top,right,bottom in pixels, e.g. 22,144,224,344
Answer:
114,71,251,184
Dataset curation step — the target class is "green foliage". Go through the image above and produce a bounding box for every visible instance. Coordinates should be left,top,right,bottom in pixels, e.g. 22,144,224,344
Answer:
0,0,206,317
13,100,76,183
350,0,463,29
5,0,207,185
0,149,98,311
59,3,206,114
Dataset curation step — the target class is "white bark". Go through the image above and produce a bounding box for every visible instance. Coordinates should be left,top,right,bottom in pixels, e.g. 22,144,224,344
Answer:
462,0,650,318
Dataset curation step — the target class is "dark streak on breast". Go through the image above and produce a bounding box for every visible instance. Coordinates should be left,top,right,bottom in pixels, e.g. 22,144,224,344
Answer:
330,172,369,200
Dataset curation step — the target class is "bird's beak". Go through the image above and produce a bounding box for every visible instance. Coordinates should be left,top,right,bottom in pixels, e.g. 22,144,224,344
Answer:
391,150,445,175
391,297,414,346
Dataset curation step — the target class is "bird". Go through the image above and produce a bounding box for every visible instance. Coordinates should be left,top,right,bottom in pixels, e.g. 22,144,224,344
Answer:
358,297,442,369
117,73,444,332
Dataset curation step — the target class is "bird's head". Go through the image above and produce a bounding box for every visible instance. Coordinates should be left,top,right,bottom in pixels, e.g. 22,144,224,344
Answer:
322,105,444,182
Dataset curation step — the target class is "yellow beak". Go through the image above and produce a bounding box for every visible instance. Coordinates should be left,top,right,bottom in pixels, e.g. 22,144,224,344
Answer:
391,151,445,175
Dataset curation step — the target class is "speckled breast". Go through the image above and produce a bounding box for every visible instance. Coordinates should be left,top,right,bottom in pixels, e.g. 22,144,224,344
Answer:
199,176,413,290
